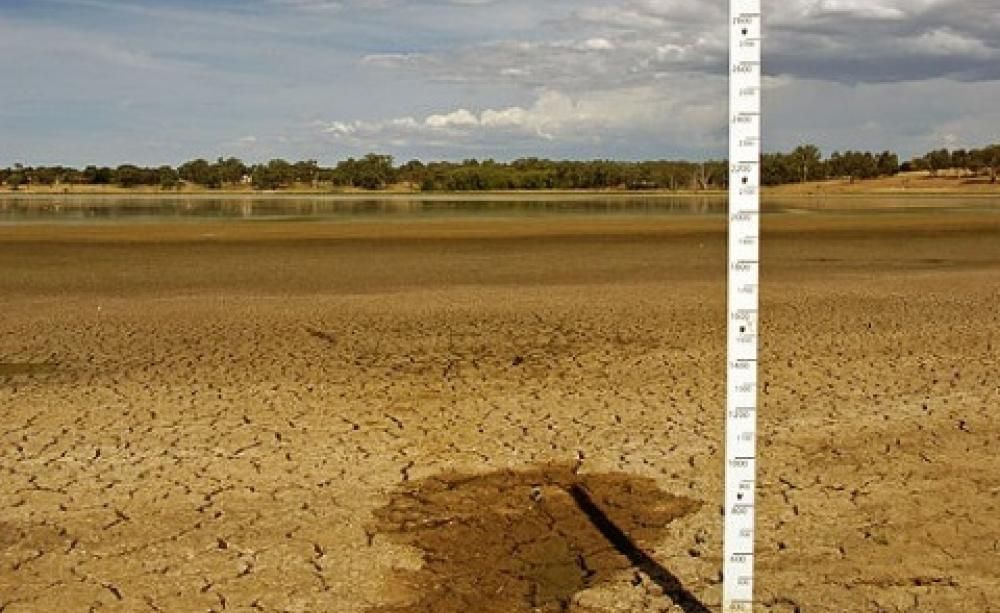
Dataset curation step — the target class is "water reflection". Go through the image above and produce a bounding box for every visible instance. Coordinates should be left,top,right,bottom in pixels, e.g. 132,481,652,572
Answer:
1,195,995,224
0,195,728,224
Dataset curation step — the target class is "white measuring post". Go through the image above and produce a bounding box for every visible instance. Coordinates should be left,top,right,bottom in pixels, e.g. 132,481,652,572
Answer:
725,0,761,611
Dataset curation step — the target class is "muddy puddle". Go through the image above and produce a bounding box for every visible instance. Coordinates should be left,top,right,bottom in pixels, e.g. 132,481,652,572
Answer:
370,464,708,612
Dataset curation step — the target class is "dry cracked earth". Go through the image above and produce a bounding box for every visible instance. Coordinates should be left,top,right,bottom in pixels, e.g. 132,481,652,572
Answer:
0,212,998,612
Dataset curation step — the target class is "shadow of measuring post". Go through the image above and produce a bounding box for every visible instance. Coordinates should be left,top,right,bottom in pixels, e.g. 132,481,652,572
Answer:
567,484,712,613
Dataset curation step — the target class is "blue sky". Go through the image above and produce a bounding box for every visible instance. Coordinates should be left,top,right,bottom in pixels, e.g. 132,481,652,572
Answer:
1,0,998,166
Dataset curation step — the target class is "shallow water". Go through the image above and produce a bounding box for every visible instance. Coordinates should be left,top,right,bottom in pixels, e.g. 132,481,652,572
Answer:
1,194,996,227
0,195,731,224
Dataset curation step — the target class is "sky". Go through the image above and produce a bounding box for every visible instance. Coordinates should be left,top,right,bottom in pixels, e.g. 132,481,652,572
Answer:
1,0,998,166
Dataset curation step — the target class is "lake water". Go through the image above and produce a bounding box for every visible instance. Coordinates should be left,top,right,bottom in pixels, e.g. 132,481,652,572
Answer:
0,194,996,224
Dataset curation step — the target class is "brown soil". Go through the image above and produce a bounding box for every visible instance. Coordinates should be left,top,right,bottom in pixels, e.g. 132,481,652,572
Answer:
0,212,998,612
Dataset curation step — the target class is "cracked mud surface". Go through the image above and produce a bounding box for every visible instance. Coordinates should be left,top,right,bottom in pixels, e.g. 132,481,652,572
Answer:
1,212,998,612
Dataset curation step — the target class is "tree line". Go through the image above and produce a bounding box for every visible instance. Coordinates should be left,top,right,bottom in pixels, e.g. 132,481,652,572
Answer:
0,155,728,191
761,146,900,185
761,143,1000,186
909,145,1000,182
3,144,998,191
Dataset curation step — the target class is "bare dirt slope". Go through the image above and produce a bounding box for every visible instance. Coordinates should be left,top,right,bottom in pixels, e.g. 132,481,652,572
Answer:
0,213,998,612
768,172,999,195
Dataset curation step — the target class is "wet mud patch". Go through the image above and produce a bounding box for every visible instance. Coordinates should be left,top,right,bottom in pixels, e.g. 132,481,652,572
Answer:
0,362,59,378
370,464,707,612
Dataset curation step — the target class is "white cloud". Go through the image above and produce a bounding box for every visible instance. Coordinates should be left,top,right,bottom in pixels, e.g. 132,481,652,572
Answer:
899,27,995,58
807,0,907,20
580,38,615,51
425,108,479,129
270,0,345,12
361,33,723,89
321,80,727,152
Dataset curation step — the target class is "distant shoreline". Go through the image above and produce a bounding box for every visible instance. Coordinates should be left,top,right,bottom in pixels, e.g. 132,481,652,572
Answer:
1,189,996,200
1,173,998,200
2,187,726,199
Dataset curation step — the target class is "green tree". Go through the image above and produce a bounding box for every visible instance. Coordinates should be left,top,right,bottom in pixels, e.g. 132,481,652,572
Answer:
762,152,797,186
82,165,114,184
115,164,146,188
876,151,899,177
791,144,822,182
178,159,221,188
923,149,952,176
292,160,320,185
215,157,248,185
976,145,1000,183
8,171,26,190
358,153,395,189
397,159,427,187
335,154,395,190
28,166,63,186
251,159,294,190
950,149,969,174
158,166,180,190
